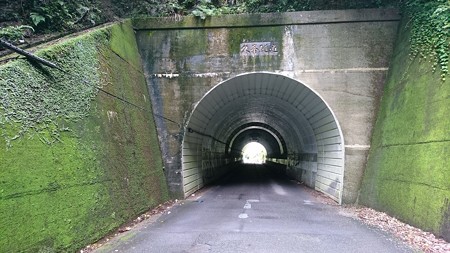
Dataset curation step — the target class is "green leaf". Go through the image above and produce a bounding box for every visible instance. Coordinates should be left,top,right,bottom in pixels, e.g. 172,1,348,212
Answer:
192,9,206,19
30,12,46,26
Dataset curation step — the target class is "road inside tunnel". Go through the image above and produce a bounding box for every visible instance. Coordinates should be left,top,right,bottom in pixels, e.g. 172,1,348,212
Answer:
94,163,412,253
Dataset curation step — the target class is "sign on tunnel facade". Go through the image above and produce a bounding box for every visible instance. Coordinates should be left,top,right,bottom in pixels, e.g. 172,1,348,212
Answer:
133,9,400,204
240,42,279,57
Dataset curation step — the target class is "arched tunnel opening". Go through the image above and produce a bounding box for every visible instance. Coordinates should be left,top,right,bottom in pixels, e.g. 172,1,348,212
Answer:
182,73,345,203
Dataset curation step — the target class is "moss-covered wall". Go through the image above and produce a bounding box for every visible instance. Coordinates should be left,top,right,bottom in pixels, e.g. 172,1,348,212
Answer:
0,21,169,252
359,17,450,241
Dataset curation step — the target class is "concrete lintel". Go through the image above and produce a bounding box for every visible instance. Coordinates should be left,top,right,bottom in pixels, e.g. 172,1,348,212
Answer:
133,8,400,30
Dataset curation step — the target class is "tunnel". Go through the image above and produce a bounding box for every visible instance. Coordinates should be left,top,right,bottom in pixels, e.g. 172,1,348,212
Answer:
182,72,345,203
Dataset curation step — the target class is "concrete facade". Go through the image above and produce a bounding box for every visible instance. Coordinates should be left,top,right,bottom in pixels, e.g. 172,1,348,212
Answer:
134,9,400,203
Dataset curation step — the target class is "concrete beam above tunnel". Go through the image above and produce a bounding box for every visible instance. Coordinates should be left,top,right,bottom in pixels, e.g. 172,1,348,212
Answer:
182,72,345,203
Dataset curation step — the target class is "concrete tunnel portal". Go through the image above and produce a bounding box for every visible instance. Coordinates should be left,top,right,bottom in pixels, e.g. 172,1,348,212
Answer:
182,72,345,203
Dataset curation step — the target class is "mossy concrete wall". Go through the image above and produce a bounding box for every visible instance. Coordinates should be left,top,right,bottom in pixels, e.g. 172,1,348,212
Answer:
359,17,450,241
0,21,169,252
134,9,399,203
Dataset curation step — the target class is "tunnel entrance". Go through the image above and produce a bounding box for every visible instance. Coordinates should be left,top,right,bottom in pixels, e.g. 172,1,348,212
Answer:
182,72,345,203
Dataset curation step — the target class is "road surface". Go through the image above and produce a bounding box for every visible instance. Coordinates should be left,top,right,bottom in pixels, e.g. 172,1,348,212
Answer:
94,164,412,253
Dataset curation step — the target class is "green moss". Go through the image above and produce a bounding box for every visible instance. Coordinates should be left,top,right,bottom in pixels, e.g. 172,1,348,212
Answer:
0,128,106,252
169,29,209,59
360,15,450,239
0,30,106,146
110,20,142,69
0,21,168,252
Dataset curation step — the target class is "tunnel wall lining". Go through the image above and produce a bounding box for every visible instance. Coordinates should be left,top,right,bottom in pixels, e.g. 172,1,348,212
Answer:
183,73,345,202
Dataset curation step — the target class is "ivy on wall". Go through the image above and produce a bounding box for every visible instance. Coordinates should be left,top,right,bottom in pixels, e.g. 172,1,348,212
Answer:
0,35,103,147
402,0,449,80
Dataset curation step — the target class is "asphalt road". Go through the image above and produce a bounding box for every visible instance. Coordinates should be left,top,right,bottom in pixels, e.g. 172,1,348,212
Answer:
94,164,413,253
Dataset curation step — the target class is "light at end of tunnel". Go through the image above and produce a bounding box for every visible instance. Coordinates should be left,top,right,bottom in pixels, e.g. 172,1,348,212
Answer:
242,142,267,164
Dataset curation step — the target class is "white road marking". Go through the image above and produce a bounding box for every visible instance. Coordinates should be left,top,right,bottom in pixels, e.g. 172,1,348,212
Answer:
303,200,314,205
271,181,287,195
238,213,248,219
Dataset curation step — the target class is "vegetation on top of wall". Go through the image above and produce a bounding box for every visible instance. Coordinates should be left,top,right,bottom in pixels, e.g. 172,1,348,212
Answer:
243,0,399,12
1,1,398,34
0,25,34,43
402,0,450,80
1,1,447,74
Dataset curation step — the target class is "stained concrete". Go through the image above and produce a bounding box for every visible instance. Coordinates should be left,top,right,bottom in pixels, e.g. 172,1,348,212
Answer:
135,9,400,203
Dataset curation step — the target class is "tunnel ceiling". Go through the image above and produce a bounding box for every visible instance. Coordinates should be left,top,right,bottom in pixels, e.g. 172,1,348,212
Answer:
182,72,345,203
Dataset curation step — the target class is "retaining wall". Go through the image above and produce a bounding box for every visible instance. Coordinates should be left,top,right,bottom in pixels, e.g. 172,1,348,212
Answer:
359,17,450,241
0,21,169,252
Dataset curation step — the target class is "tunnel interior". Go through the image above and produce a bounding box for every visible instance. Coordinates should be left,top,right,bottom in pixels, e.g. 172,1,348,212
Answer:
182,73,345,203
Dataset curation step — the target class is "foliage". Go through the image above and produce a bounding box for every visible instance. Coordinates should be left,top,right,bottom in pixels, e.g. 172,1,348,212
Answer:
1,0,400,32
28,0,102,32
0,25,34,42
183,0,399,19
402,0,450,80
108,0,178,17
29,1,75,31
190,0,221,19
243,0,398,12
1,0,447,78
189,0,246,18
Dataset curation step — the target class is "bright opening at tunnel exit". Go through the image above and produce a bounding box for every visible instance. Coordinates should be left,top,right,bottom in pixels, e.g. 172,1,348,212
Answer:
242,142,267,164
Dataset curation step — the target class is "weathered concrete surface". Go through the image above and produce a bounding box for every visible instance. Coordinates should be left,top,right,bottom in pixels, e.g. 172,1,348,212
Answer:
359,16,450,241
133,8,399,29
93,164,413,253
135,9,400,203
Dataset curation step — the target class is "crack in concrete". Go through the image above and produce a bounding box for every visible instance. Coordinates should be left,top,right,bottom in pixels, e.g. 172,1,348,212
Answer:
324,89,376,99
381,178,450,191
384,95,450,117
0,179,113,200
105,47,145,75
382,139,450,148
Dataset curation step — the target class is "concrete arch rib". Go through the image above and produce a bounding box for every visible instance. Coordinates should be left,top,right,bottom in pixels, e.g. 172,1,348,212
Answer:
182,72,345,204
